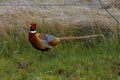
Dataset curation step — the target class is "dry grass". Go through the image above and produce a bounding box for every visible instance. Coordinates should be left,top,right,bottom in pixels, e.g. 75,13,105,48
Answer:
0,0,120,38
0,1,120,80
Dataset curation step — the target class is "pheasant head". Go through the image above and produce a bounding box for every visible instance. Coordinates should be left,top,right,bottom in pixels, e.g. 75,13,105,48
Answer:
29,23,37,33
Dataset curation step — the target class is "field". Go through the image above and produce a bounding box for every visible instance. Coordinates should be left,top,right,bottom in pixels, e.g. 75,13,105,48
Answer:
0,0,120,80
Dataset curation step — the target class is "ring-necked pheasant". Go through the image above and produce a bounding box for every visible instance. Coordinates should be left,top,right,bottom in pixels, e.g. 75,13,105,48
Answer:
29,23,104,52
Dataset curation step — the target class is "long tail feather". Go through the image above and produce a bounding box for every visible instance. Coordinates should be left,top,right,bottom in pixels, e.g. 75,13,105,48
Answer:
60,34,105,41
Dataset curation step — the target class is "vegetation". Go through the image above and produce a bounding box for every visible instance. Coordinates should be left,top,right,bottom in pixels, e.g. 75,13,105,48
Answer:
0,0,120,80
0,22,120,80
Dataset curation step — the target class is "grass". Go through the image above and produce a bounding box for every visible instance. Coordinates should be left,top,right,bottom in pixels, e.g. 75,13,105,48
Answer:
0,22,120,80
0,1,120,79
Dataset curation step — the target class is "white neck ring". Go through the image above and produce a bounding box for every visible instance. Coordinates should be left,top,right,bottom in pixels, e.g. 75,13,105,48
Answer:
30,30,36,33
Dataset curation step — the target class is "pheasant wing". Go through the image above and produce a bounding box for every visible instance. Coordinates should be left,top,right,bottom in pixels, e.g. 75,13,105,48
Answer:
37,33,53,49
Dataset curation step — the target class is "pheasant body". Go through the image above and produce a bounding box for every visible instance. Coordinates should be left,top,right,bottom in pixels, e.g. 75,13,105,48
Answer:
29,33,49,51
29,23,61,51
29,23,104,52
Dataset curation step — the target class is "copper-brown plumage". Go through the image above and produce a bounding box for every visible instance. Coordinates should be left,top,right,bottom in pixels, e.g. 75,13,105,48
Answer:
29,23,61,51
29,23,104,52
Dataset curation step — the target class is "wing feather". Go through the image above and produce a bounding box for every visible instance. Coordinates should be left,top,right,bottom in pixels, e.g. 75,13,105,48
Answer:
37,33,53,49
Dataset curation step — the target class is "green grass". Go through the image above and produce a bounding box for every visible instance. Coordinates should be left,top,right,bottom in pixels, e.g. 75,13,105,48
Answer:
0,25,120,80
0,0,120,79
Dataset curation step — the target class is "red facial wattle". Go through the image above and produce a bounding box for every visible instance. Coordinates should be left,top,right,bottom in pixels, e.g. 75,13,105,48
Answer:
30,23,36,31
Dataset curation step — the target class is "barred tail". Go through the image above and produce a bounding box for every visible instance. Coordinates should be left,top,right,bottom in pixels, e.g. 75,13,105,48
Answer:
60,34,105,41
